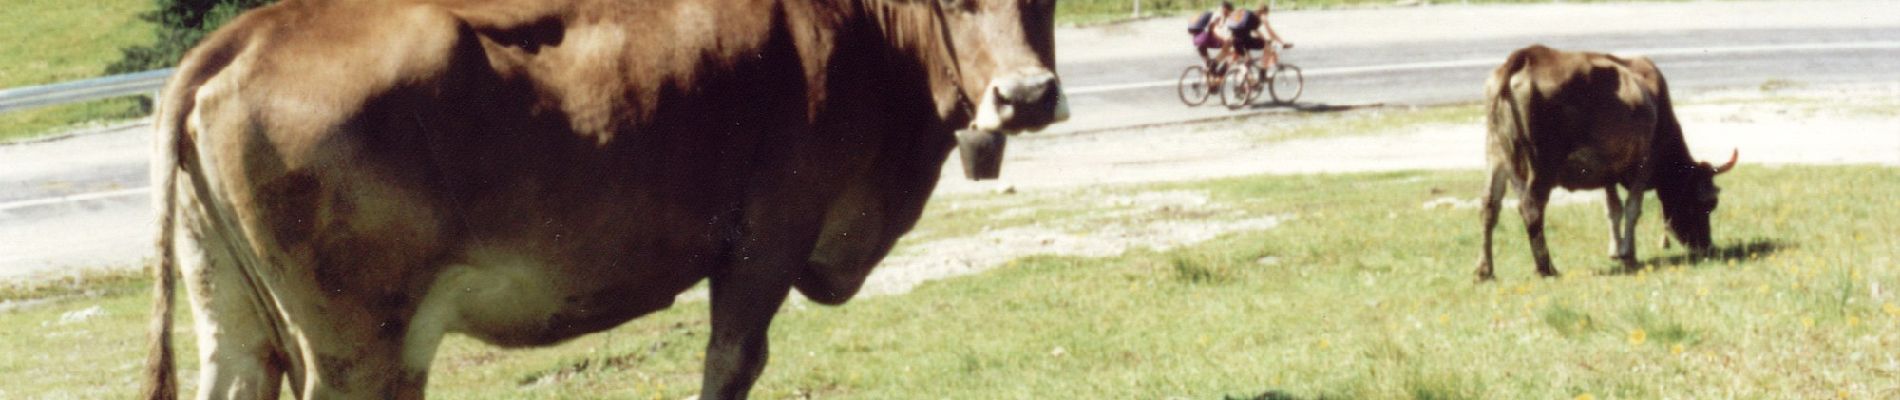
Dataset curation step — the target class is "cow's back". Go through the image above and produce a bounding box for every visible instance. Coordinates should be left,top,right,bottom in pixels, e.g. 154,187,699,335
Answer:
168,0,757,347
170,0,954,347
1484,45,1661,189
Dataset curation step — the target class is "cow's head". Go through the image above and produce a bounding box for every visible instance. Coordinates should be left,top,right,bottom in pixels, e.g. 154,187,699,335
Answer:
1662,149,1739,252
929,0,1069,133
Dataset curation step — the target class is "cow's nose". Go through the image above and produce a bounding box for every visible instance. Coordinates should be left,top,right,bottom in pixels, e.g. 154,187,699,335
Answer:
996,69,1056,106
972,68,1069,131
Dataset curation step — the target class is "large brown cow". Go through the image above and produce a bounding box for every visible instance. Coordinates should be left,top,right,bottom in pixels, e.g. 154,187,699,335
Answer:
1476,45,1735,281
142,0,1066,398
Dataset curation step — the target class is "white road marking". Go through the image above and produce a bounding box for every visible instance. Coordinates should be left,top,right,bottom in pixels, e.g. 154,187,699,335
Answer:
1064,40,1900,95
0,187,151,213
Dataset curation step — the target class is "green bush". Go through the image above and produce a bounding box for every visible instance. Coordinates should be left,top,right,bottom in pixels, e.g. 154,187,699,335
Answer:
108,0,276,73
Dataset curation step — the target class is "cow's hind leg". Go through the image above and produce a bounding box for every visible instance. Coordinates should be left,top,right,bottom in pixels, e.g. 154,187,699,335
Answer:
1520,181,1559,277
283,299,431,400
1476,166,1510,281
175,215,287,399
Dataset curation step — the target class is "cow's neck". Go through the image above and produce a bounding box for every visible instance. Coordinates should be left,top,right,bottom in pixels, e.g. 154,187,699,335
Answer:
860,0,967,123
1646,97,1704,239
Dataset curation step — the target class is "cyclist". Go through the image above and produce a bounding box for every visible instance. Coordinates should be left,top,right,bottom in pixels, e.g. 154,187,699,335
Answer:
1251,4,1293,71
1222,4,1293,73
1187,2,1234,70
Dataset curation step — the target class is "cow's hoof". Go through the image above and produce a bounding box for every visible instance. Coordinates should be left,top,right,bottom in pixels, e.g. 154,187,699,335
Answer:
1536,266,1560,278
1615,256,1640,271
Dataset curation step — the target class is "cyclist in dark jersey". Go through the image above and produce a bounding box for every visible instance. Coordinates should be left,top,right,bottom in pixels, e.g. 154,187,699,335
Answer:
1187,2,1234,69
1222,4,1292,72
1251,4,1292,71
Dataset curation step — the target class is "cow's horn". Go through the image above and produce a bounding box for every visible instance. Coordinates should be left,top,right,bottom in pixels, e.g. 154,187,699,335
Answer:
1713,148,1739,175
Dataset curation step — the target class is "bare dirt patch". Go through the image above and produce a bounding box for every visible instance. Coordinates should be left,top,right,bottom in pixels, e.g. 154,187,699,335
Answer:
862,189,1290,297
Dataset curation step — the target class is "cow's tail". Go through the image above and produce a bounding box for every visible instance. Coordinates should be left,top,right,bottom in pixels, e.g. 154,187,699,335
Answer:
1487,46,1539,174
143,21,249,400
1491,45,1537,127
142,68,186,400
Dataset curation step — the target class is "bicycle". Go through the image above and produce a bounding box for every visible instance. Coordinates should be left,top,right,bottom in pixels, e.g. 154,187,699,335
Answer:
1177,61,1221,106
1218,44,1303,109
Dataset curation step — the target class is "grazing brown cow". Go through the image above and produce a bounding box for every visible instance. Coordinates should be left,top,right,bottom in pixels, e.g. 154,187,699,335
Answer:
142,0,1066,398
1475,45,1736,281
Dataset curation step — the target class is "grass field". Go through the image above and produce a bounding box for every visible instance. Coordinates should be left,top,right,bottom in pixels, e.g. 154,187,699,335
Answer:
0,0,155,143
4,159,1894,398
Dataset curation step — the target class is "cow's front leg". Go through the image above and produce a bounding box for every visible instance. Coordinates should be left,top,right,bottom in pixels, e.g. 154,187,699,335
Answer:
701,247,795,400
1603,186,1625,259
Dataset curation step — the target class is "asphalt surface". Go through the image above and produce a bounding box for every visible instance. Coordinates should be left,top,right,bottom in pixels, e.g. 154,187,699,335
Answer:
3,3,1899,278
1056,27,1900,132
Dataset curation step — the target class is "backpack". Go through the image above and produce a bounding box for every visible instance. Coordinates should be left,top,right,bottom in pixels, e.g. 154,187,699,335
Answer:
1187,11,1214,34
1227,10,1260,32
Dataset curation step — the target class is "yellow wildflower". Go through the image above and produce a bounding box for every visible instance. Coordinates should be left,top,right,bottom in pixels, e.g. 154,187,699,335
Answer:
1885,302,1900,317
1438,313,1450,325
1802,317,1815,329
1671,343,1684,356
1848,316,1861,327
1696,287,1710,298
1575,394,1596,400
1628,329,1647,346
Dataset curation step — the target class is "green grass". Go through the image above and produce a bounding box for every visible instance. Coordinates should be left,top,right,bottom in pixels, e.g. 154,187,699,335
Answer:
5,163,1895,399
0,0,156,143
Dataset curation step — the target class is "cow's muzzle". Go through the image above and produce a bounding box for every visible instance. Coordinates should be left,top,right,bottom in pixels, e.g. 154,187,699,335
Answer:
971,68,1069,132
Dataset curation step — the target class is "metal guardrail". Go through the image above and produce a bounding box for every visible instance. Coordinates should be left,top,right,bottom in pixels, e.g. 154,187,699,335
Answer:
0,68,173,114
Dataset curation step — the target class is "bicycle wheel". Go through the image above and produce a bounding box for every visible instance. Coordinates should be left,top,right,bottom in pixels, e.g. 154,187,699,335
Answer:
1177,65,1212,106
1268,64,1304,104
1221,65,1254,110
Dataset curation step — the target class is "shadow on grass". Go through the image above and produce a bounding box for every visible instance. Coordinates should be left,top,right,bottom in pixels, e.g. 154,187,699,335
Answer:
1226,389,1306,400
1607,238,1792,275
1246,101,1379,114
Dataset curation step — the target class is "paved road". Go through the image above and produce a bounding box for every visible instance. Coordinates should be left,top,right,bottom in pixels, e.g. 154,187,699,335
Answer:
1055,27,1900,132
4,2,1899,278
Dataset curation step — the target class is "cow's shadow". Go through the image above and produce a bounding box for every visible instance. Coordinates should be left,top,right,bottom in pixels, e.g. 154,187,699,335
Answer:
1607,238,1791,275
